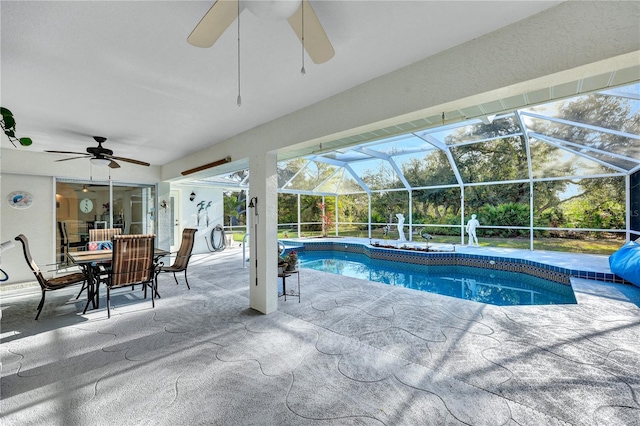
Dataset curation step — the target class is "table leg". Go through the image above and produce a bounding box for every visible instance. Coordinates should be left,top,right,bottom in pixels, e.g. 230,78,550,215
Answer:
82,264,100,314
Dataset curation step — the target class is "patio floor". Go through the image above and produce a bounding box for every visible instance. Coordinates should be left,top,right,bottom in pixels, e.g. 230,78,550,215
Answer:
1,246,639,425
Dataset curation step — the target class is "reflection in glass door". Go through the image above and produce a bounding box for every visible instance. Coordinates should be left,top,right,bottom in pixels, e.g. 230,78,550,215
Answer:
56,180,156,259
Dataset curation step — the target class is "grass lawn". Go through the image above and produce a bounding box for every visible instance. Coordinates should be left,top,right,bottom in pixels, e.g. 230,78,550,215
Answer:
273,228,623,255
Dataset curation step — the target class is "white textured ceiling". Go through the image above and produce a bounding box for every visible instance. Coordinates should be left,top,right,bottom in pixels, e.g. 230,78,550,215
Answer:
1,1,561,166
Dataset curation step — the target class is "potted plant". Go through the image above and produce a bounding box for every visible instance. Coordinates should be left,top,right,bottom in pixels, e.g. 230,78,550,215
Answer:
284,250,298,271
1,107,32,147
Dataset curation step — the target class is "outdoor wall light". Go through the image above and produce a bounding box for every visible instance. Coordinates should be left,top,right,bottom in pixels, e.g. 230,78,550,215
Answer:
189,191,196,202
160,200,167,210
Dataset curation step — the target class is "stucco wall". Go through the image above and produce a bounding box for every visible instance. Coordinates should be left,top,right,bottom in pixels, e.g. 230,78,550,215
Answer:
1,173,55,284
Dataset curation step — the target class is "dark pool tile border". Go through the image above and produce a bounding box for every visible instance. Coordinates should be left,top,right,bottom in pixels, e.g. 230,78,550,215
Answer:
293,241,627,286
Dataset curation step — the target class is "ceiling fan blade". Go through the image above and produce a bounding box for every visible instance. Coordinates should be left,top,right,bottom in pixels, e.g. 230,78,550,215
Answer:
288,0,334,64
188,0,240,48
108,160,121,169
45,150,88,155
112,156,151,167
54,156,88,162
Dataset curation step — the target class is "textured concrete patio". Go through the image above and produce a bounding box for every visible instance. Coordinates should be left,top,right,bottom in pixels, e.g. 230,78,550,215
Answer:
1,247,639,425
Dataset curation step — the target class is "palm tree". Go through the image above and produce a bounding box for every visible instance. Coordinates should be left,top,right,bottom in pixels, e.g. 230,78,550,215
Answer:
223,194,243,227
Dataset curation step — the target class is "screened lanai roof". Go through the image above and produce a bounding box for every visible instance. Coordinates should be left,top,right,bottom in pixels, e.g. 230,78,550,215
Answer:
196,82,640,193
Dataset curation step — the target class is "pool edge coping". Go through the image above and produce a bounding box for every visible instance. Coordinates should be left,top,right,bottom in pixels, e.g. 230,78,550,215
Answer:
284,240,629,287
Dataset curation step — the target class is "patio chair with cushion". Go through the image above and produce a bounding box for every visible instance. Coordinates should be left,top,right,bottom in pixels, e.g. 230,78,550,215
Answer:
89,227,122,242
157,228,197,289
15,234,87,320
100,234,157,318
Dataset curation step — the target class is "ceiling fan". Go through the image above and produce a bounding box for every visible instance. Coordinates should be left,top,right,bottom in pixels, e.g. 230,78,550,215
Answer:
45,136,150,169
188,0,334,64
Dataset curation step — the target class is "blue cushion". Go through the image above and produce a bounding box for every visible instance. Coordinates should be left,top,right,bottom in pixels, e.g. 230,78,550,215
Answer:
87,240,113,251
609,241,640,287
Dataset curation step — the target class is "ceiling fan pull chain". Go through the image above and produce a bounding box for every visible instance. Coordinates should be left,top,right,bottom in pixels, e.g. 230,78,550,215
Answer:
300,0,306,76
236,0,242,107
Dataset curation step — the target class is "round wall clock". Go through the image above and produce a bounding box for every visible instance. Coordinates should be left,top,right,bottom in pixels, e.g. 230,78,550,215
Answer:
80,198,94,213
7,191,33,209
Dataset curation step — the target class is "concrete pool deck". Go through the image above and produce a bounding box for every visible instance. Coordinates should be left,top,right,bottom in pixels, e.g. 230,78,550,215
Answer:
1,246,639,425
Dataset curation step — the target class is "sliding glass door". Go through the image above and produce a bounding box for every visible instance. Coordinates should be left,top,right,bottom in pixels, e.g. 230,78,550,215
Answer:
56,179,156,258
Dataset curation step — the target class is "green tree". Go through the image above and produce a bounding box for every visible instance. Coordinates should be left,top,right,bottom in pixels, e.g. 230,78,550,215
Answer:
278,193,298,224
223,193,244,227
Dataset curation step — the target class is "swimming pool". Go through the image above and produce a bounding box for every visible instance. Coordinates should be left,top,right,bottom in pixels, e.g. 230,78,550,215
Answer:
298,250,577,306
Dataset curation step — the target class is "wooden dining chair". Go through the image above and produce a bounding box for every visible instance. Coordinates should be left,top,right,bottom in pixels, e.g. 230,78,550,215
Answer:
156,228,197,289
101,234,157,318
15,234,87,320
89,227,122,242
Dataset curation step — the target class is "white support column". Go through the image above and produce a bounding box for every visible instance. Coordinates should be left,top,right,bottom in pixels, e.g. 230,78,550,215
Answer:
249,151,278,314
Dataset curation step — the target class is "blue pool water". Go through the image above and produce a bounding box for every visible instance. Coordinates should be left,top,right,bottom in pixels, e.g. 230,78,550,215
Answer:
298,251,577,306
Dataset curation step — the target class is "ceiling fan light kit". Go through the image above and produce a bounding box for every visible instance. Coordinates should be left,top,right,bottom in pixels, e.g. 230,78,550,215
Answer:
244,0,301,21
90,157,111,167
